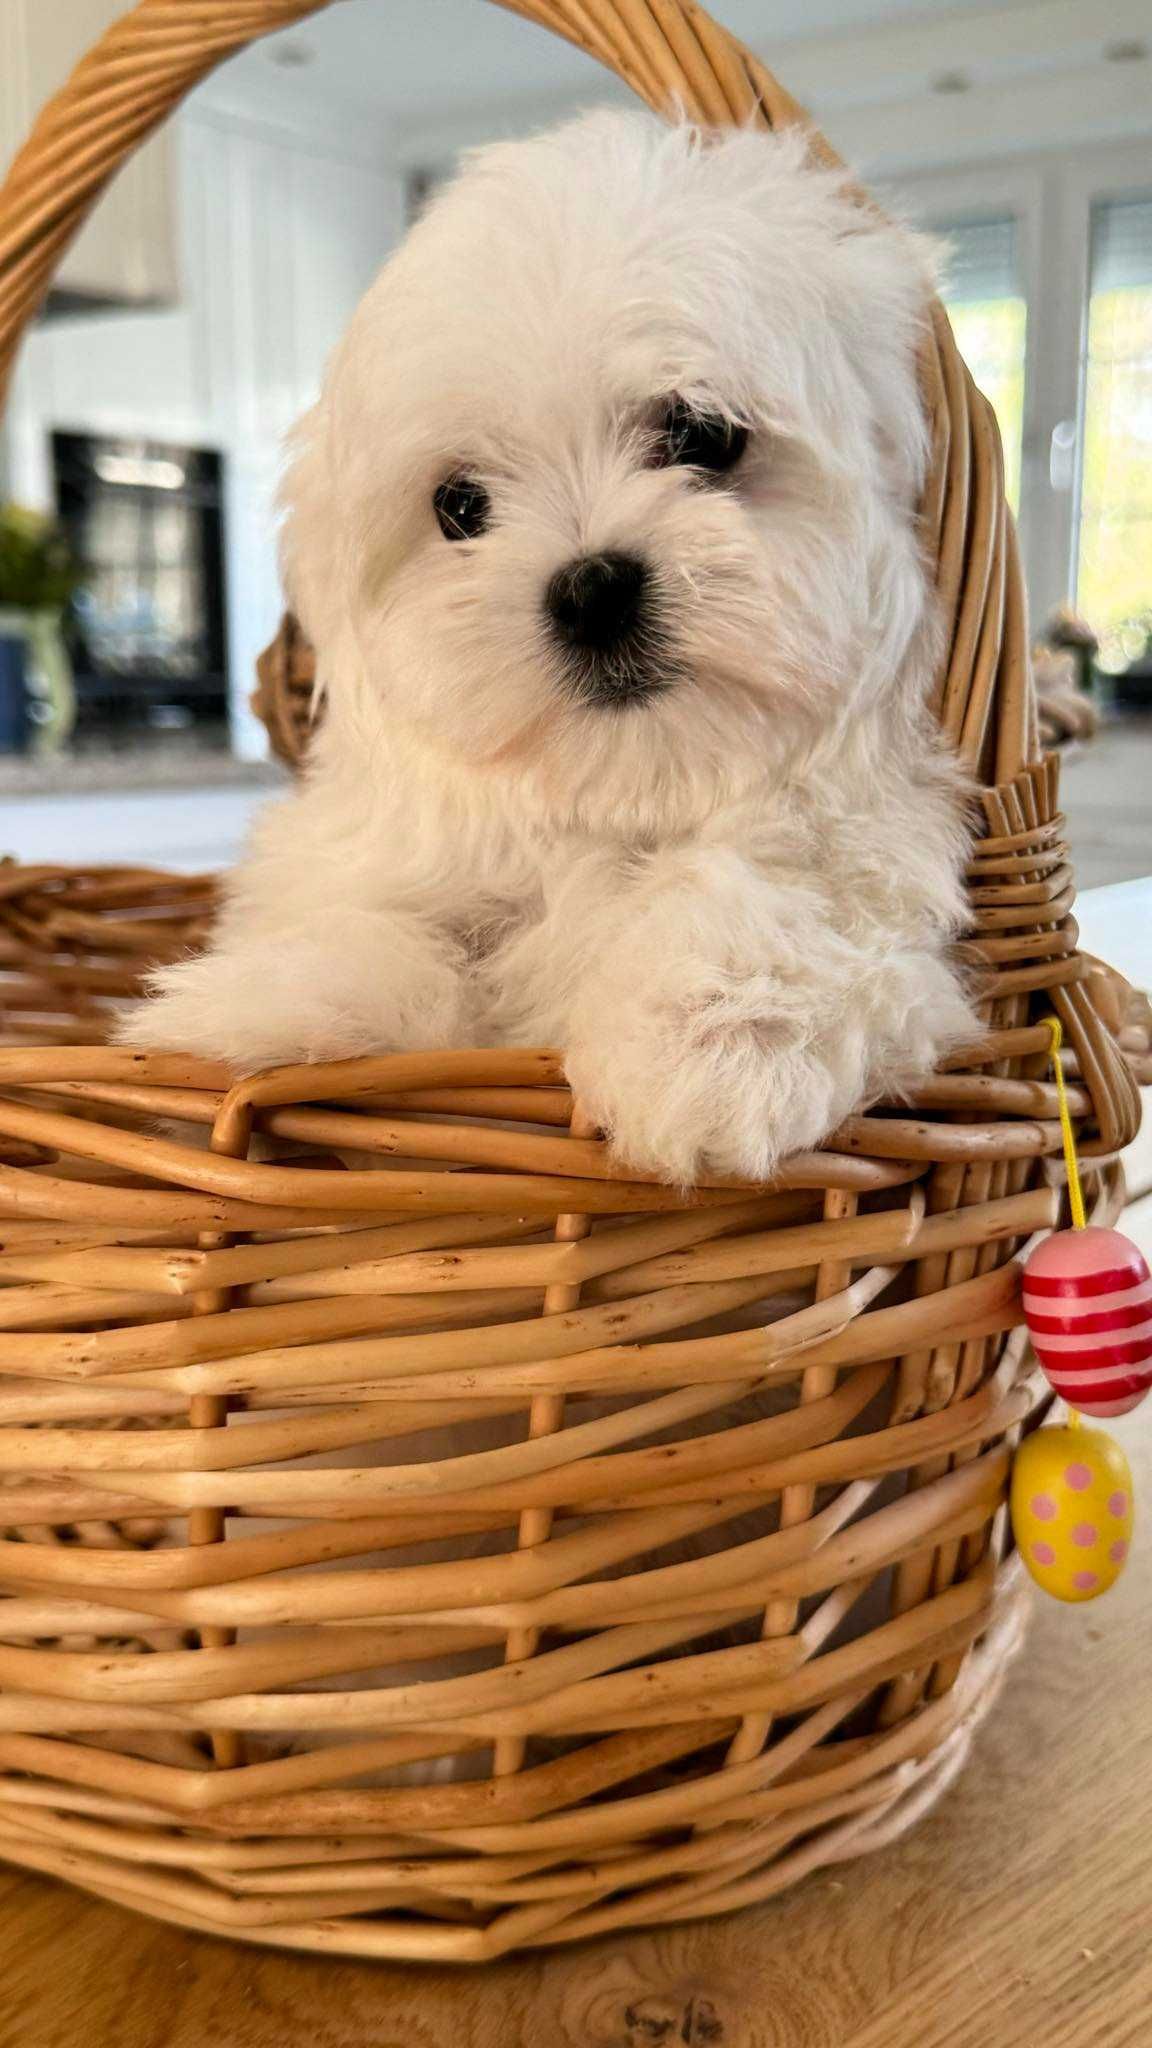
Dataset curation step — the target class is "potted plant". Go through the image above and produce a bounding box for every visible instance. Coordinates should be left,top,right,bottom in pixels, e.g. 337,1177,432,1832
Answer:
0,503,79,754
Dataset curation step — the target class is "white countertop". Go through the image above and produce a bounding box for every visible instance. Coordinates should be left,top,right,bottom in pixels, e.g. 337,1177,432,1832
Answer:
1074,874,1152,1001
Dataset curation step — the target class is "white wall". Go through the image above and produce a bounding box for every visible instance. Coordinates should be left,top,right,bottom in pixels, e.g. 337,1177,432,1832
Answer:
4,93,403,758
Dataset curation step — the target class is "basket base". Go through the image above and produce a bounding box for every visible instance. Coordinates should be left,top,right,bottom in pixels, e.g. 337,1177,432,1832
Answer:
0,1579,1028,1964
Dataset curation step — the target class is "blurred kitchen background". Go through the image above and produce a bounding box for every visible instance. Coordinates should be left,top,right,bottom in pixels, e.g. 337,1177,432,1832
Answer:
0,0,1149,892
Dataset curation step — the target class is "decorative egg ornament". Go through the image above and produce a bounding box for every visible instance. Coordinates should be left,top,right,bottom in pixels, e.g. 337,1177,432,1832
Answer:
1019,1014,1152,1421
1011,1424,1134,1602
1008,1016,1144,1603
1023,1224,1152,1419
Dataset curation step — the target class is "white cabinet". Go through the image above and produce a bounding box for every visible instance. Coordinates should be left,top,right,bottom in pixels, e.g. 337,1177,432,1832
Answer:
0,0,178,309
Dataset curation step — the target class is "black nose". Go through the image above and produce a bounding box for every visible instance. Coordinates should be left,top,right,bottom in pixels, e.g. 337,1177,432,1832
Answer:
545,551,648,652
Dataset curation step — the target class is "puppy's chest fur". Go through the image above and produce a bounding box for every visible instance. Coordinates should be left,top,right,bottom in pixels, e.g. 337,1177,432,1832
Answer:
432,786,836,958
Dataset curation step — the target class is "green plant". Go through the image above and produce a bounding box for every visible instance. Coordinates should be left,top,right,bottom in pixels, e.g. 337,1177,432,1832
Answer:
0,504,78,611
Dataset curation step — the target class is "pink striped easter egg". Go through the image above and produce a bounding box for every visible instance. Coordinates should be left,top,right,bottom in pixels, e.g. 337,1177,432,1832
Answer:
1023,1225,1152,1419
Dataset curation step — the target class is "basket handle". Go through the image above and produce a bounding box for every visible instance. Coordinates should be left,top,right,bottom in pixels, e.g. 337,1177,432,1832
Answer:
0,0,822,412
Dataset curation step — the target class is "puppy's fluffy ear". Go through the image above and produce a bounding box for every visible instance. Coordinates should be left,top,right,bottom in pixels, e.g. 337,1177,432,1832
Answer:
278,398,339,650
622,118,938,512
824,195,941,506
722,120,944,519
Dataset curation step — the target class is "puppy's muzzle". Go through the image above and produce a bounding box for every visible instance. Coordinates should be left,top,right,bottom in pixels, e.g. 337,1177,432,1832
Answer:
545,551,668,705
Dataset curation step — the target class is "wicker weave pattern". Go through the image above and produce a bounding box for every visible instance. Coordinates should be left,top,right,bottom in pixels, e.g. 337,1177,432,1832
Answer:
0,861,216,1045
251,612,318,767
0,0,1143,1963
0,1050,1118,1961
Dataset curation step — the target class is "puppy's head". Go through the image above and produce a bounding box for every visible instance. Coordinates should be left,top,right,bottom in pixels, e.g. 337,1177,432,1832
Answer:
283,112,938,832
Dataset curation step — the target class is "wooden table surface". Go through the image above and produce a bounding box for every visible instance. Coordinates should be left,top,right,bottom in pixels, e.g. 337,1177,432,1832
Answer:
4,1170,1150,2048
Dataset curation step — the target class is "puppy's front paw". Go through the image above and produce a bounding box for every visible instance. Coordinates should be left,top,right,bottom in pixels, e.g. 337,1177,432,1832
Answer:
117,920,475,1071
116,948,331,1070
568,1002,842,1187
569,945,975,1187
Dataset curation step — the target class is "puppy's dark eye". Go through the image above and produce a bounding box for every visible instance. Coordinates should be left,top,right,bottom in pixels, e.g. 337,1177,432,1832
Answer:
434,476,490,540
655,400,747,475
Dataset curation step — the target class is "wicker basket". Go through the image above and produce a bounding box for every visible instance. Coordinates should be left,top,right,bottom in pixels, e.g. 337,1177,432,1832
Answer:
0,0,1145,1966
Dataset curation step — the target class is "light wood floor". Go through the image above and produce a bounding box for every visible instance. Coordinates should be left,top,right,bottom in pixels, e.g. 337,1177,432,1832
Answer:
3,1138,1150,2048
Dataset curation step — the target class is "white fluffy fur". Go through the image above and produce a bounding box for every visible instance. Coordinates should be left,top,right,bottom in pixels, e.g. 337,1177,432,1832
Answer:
122,111,977,1182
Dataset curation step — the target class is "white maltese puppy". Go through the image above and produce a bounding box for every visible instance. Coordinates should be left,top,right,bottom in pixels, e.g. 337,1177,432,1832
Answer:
124,111,976,1183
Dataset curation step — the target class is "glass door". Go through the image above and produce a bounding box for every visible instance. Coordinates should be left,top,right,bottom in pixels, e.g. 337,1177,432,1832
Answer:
1073,194,1152,672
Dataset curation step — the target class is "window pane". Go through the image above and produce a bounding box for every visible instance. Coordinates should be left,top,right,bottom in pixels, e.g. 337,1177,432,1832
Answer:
938,217,1027,515
1075,197,1152,670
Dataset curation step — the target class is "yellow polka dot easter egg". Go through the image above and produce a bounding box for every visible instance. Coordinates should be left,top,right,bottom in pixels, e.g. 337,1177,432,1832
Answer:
1011,1425,1135,1602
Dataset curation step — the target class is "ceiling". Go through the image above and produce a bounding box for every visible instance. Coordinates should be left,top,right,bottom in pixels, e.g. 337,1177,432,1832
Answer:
218,0,1018,127
204,0,1151,174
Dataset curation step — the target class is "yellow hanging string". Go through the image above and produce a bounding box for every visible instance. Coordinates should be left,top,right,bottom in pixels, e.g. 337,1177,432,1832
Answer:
1044,1014,1087,1432
1044,1014,1087,1231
